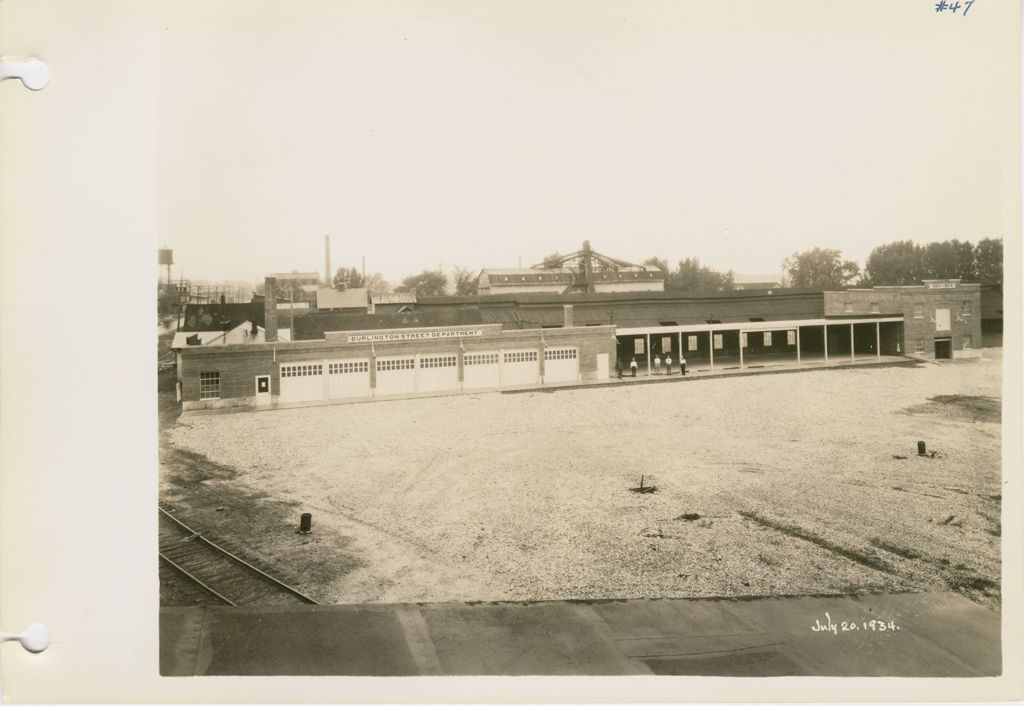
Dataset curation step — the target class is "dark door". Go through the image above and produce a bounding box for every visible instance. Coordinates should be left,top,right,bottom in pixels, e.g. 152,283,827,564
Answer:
934,338,952,359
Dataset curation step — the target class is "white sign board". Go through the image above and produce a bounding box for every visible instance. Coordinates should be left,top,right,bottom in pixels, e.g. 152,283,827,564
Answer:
347,329,483,344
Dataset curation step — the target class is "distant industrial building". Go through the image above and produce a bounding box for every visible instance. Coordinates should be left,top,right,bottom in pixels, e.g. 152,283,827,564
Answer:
478,241,664,296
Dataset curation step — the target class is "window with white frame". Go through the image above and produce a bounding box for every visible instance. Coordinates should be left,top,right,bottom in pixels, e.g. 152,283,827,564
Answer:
763,331,773,346
913,304,923,319
713,334,723,350
914,339,925,353
504,351,538,363
545,348,577,360
740,332,748,348
962,335,973,349
634,339,644,355
687,335,698,351
464,353,498,366
420,355,457,368
376,358,414,371
281,363,322,377
843,301,853,313
199,371,220,399
961,301,972,315
329,361,368,375
787,330,797,345
870,302,880,313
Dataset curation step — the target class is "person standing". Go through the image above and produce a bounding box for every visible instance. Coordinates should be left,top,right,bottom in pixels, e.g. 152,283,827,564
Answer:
680,354,687,376
654,354,662,375
664,353,672,375
630,356,638,378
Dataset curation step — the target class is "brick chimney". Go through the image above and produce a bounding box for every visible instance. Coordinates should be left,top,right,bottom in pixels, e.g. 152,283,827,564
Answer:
264,276,279,342
563,304,574,328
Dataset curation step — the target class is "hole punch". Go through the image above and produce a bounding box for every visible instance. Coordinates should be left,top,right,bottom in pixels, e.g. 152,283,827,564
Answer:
0,56,50,90
0,623,50,653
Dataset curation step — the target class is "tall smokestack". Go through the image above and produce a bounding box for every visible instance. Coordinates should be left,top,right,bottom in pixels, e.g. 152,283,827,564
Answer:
264,276,279,342
324,235,331,286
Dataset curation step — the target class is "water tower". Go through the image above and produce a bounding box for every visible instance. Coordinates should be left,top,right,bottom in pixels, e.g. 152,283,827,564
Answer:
158,248,174,286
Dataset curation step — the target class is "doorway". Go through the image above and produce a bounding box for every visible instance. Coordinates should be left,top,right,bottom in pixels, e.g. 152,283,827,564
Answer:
934,338,952,360
255,375,271,405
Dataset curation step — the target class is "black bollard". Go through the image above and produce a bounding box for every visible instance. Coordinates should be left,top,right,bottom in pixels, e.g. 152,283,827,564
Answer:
917,441,926,456
299,512,312,534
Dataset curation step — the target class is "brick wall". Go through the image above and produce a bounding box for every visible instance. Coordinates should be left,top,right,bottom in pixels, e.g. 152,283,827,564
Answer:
824,284,981,357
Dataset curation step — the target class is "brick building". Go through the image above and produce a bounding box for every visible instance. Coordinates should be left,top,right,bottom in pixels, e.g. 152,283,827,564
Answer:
824,279,982,359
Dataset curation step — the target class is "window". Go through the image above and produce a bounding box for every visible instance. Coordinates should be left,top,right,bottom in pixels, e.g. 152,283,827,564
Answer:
661,336,672,352
687,335,698,351
962,335,973,349
329,361,368,375
713,334,723,350
464,353,498,366
545,348,577,360
199,372,220,400
961,301,972,315
913,304,923,319
843,301,853,313
634,339,645,355
914,339,925,353
281,363,322,377
763,331,773,346
787,330,797,345
376,358,414,371
870,302,880,313
420,355,456,368
935,308,951,331
504,351,538,363
740,332,748,348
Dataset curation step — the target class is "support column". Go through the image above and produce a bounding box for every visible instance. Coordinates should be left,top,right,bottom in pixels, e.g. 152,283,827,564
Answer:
457,346,465,390
739,330,745,369
823,324,829,363
678,331,683,368
850,323,855,362
796,327,801,365
876,322,881,359
646,333,652,376
709,330,715,370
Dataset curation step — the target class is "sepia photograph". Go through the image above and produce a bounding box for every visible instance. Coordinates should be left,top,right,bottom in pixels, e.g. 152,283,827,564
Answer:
137,0,1015,684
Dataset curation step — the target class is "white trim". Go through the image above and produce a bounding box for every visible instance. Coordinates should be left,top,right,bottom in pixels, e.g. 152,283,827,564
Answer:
615,316,902,337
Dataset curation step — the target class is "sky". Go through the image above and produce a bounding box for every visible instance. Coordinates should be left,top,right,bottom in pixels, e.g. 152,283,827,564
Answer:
156,0,1017,286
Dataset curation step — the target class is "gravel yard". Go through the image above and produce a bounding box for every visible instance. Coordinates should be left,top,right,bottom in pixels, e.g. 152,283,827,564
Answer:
162,350,1003,607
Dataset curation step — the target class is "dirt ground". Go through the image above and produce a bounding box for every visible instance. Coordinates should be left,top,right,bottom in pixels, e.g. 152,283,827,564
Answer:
160,349,1003,607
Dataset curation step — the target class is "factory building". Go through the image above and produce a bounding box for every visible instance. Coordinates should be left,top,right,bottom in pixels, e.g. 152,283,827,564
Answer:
175,274,970,411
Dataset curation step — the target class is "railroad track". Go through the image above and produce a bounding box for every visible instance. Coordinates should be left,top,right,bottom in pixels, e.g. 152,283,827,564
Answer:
158,506,319,607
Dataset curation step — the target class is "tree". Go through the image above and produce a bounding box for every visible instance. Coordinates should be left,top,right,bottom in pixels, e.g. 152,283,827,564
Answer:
642,257,669,274
395,269,448,296
975,237,1003,283
782,248,861,289
921,239,976,281
669,258,735,291
363,272,391,295
864,240,923,286
452,265,479,296
332,266,365,290
541,252,564,269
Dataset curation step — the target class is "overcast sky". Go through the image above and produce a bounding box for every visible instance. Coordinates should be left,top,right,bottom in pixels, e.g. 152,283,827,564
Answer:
157,0,1016,286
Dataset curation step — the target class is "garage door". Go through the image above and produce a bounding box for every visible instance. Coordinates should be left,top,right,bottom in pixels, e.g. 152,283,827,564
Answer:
279,362,325,403
327,359,370,399
417,354,459,393
375,356,416,396
502,349,539,387
544,347,579,383
463,351,500,389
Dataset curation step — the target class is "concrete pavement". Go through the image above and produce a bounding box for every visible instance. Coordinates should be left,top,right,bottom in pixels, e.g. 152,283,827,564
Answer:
161,591,1000,676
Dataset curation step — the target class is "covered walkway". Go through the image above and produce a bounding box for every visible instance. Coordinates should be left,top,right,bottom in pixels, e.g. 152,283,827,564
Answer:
615,316,903,377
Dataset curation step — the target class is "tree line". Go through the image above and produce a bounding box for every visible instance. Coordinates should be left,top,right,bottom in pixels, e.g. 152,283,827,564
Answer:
329,237,1002,297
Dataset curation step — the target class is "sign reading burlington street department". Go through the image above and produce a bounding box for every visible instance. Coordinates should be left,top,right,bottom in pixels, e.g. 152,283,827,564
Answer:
347,329,484,344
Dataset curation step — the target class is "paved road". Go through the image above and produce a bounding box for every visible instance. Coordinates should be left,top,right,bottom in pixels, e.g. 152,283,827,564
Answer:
161,591,1000,676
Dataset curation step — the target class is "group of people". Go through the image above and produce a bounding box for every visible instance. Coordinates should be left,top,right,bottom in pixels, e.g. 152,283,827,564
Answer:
626,354,687,377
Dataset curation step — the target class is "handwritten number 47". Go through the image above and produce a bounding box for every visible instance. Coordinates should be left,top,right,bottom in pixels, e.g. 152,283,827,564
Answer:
936,0,975,14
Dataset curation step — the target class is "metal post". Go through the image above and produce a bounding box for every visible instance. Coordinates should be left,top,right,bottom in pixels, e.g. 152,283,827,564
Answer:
646,333,652,376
